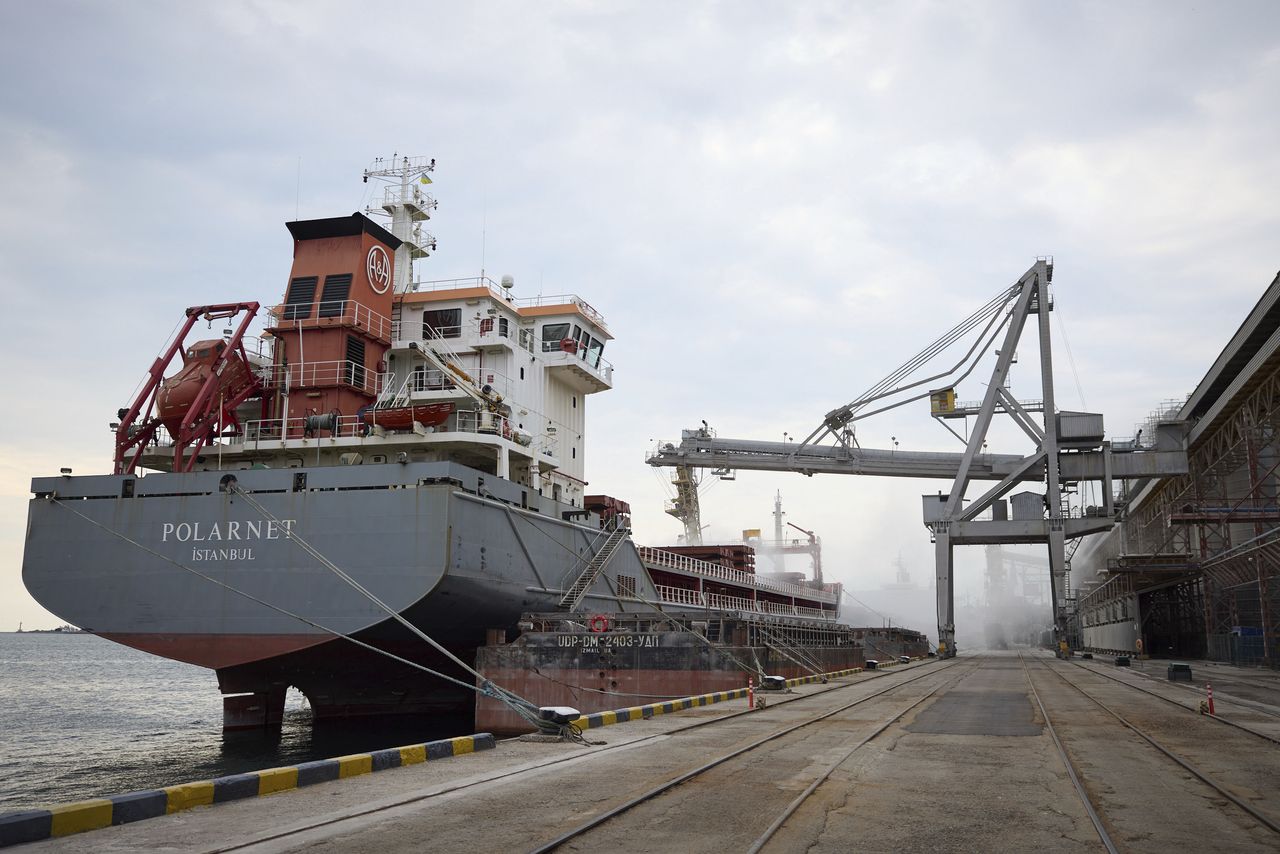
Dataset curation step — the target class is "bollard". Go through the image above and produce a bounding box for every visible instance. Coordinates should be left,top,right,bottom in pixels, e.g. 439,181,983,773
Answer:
1207,682,1215,716
748,677,755,710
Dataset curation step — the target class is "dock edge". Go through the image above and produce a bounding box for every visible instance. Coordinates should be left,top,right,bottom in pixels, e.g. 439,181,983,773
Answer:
0,732,496,848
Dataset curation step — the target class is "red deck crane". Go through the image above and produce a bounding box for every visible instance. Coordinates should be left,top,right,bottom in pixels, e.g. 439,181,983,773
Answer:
114,303,263,475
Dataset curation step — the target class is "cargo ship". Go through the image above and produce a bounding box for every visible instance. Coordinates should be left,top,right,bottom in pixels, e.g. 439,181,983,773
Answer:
22,156,925,732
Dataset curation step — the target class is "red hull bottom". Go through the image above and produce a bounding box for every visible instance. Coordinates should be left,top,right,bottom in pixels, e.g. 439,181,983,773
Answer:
98,632,328,669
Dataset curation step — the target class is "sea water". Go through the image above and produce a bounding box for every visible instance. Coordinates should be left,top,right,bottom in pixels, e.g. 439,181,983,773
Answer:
0,632,471,811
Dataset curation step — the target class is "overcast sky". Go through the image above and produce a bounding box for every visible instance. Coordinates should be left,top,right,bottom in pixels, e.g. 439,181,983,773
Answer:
1,1,1277,637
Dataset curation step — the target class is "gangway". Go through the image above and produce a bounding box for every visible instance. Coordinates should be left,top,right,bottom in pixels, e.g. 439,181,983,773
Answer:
559,527,630,612
648,260,1191,657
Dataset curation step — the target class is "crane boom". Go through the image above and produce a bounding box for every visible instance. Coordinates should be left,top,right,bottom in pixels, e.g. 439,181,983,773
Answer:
648,259,1191,658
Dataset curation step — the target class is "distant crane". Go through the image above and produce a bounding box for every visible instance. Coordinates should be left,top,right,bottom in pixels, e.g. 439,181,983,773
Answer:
744,493,824,586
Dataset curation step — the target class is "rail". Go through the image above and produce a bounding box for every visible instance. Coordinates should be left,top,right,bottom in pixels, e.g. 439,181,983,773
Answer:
243,414,368,442
392,317,614,379
237,409,541,449
269,300,393,341
652,585,836,620
640,545,839,604
640,547,838,603
404,366,516,400
262,360,383,397
541,343,614,378
407,276,609,332
527,661,966,854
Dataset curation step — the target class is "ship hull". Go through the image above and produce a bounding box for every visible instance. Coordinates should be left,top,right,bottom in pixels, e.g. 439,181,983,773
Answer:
23,461,654,725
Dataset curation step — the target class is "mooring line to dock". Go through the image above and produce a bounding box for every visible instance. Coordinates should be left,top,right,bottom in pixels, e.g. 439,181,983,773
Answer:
229,485,546,728
47,496,543,728
204,660,957,854
1018,654,1120,854
1029,655,1280,837
526,658,978,854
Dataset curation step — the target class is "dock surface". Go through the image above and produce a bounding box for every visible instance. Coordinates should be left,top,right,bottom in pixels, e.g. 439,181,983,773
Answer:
13,651,1280,853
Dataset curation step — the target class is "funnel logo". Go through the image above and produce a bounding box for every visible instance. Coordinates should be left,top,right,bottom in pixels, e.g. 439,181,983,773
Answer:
367,245,392,294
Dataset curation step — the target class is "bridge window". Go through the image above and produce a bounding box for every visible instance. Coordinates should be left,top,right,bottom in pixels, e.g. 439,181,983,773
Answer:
541,322,571,352
585,336,604,368
424,308,461,339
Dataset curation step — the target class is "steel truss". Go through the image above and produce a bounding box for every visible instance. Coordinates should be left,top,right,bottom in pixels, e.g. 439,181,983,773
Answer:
649,260,1190,657
1093,353,1280,666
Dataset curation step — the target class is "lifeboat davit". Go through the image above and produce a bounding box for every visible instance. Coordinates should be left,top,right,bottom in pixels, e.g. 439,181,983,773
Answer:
157,340,257,436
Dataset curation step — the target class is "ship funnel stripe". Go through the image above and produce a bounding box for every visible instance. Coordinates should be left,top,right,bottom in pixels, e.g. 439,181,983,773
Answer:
0,734,496,848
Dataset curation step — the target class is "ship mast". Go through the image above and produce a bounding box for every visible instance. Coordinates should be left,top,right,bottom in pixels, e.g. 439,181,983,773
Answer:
363,155,438,293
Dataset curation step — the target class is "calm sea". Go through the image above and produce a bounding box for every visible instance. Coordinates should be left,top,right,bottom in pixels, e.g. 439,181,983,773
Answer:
0,632,472,811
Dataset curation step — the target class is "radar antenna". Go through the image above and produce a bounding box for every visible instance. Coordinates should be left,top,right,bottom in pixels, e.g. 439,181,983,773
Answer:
362,155,438,293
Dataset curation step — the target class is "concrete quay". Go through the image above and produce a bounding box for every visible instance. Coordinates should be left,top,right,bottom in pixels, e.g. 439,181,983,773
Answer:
8,651,1280,853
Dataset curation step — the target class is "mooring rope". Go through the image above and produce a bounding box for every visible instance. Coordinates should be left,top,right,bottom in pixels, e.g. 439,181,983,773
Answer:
49,494,544,728
228,485,545,727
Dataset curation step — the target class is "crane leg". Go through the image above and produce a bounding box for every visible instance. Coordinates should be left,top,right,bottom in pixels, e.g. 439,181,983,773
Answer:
935,527,957,658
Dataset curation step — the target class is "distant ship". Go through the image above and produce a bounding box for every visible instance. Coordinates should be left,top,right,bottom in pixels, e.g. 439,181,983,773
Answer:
23,156,923,732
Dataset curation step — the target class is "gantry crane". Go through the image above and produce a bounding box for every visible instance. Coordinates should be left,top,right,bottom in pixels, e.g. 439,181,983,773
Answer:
648,259,1190,656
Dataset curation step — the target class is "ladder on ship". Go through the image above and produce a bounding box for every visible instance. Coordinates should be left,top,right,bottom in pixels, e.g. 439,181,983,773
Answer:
755,624,826,676
559,527,630,612
373,306,485,411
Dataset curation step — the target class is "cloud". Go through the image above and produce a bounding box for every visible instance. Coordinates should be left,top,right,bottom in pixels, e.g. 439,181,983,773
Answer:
1,1,1278,640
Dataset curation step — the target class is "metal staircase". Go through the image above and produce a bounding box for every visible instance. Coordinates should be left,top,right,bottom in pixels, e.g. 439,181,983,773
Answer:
559,527,630,611
756,624,825,676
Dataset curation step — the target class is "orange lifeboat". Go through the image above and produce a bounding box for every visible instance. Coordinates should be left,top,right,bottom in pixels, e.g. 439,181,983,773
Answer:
363,403,454,431
157,340,256,436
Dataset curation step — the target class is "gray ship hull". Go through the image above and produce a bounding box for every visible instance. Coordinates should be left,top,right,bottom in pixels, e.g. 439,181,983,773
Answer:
23,461,654,724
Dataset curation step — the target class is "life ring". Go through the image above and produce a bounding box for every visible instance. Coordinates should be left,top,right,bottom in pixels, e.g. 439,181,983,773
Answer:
589,614,609,633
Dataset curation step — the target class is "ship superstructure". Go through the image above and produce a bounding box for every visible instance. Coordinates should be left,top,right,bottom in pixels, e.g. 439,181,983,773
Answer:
23,157,860,731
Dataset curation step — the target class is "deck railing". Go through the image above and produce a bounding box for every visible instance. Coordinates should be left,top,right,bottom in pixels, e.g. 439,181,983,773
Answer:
640,547,837,603
653,585,835,620
262,360,383,396
269,300,393,342
406,277,610,333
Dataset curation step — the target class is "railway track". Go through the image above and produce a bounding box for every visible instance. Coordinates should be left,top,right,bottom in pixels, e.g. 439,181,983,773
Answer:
1019,655,1120,854
207,659,960,854
1022,654,1280,849
526,657,981,853
1068,659,1280,742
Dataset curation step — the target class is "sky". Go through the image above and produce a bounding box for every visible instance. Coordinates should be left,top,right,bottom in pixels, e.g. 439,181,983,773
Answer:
1,1,1277,638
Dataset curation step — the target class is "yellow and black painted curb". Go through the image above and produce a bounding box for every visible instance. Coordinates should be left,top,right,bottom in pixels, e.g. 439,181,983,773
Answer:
569,666,868,731
0,733,495,848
